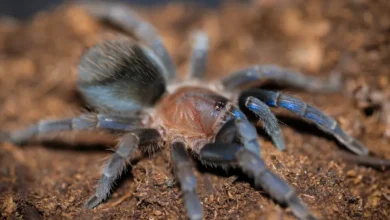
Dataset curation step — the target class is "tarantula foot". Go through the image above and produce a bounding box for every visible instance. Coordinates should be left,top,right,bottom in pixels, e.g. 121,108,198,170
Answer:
183,192,203,220
338,136,369,156
271,135,286,151
349,139,369,156
0,130,27,146
85,195,104,209
0,125,40,146
286,192,318,220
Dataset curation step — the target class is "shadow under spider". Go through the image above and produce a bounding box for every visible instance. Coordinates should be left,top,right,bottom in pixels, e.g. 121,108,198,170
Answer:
40,140,110,152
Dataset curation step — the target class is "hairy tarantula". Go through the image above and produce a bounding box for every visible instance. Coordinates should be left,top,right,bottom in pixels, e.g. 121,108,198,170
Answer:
1,2,379,220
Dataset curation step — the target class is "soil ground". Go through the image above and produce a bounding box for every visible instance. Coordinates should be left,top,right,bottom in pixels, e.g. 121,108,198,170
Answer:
0,0,389,219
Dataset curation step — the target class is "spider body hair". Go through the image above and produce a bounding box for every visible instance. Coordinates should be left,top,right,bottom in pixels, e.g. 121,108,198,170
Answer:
77,37,167,113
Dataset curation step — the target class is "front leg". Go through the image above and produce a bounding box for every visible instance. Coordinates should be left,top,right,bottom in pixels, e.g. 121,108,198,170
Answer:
242,89,369,155
240,95,286,151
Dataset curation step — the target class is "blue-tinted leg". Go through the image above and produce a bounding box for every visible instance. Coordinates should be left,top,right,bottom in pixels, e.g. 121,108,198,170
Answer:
234,148,318,220
221,65,341,92
242,96,286,151
2,114,144,146
243,89,369,155
234,118,262,156
215,119,237,144
171,141,203,220
187,31,209,79
79,1,176,81
200,119,317,220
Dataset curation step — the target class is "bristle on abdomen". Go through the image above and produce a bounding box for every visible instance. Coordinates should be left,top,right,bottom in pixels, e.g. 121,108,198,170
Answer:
77,37,167,113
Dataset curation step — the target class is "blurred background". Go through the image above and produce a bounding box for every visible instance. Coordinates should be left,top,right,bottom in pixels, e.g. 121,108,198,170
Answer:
0,0,231,19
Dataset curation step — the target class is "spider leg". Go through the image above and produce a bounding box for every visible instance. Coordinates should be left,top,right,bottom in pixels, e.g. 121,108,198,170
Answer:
200,119,317,220
171,141,203,220
242,89,369,155
86,132,140,209
337,151,390,170
2,114,144,146
214,119,237,144
221,65,341,92
79,1,176,81
187,31,209,80
240,95,286,151
201,144,317,220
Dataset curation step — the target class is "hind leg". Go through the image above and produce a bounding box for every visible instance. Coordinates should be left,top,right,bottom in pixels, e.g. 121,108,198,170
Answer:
221,65,341,92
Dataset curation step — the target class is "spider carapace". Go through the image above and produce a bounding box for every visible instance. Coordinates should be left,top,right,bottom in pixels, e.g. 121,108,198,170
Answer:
158,87,237,139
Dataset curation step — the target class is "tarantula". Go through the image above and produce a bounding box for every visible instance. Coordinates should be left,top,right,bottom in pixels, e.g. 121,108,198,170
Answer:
1,2,375,220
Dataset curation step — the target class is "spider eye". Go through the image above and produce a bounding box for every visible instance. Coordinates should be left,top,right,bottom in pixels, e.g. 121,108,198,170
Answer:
214,101,226,111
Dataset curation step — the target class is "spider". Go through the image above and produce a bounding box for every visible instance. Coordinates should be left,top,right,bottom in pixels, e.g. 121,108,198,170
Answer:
0,2,375,220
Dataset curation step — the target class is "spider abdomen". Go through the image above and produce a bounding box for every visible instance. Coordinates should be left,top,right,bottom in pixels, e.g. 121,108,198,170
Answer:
157,86,230,137
77,37,166,113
